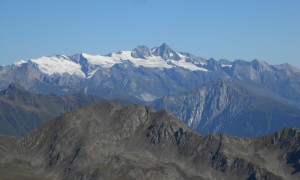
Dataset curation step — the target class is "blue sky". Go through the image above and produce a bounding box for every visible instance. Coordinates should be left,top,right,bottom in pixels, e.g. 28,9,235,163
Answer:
1,0,300,67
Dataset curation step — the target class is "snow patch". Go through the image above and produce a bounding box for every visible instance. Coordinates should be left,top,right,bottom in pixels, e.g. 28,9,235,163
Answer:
171,60,208,71
139,92,157,102
87,68,100,78
221,64,232,68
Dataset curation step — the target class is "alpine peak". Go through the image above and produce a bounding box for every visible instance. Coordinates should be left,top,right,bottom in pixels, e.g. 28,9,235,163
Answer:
131,45,152,59
151,43,182,61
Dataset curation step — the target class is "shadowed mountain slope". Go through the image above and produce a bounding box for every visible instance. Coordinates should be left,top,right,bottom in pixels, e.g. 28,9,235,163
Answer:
0,83,104,137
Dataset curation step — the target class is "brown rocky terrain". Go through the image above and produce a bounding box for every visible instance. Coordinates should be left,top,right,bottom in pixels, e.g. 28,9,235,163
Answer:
0,102,299,179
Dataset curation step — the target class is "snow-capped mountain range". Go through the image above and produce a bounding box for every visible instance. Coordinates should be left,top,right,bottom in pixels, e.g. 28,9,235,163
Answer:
13,43,208,79
1,43,300,105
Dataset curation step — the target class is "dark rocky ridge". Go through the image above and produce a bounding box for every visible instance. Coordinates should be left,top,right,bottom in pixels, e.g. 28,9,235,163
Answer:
0,102,299,179
151,43,182,60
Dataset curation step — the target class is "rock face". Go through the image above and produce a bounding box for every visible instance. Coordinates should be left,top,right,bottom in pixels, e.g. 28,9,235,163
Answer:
0,102,299,179
152,80,300,137
0,83,104,137
131,45,152,59
151,43,182,60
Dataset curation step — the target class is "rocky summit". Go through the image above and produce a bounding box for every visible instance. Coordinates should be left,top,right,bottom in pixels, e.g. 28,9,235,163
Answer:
0,102,299,179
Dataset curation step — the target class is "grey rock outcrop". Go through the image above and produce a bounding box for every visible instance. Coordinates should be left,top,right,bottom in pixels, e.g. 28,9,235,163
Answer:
152,80,300,137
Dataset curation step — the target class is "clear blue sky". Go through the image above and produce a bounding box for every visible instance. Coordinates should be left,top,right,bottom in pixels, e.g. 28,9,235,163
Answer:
1,0,300,67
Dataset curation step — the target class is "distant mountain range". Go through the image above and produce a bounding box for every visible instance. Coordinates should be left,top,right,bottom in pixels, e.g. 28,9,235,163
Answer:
1,43,299,179
152,80,300,137
1,43,299,137
1,43,299,105
0,83,103,137
0,102,299,179
1,81,299,138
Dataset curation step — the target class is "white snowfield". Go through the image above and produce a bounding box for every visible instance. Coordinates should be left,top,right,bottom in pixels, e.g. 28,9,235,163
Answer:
30,55,86,77
17,51,209,78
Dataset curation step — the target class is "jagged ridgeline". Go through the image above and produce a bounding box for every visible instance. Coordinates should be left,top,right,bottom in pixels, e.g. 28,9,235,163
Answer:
0,102,299,179
1,43,299,106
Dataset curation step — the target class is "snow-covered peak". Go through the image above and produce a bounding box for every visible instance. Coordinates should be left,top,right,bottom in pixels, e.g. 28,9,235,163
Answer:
30,55,85,77
13,60,27,66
